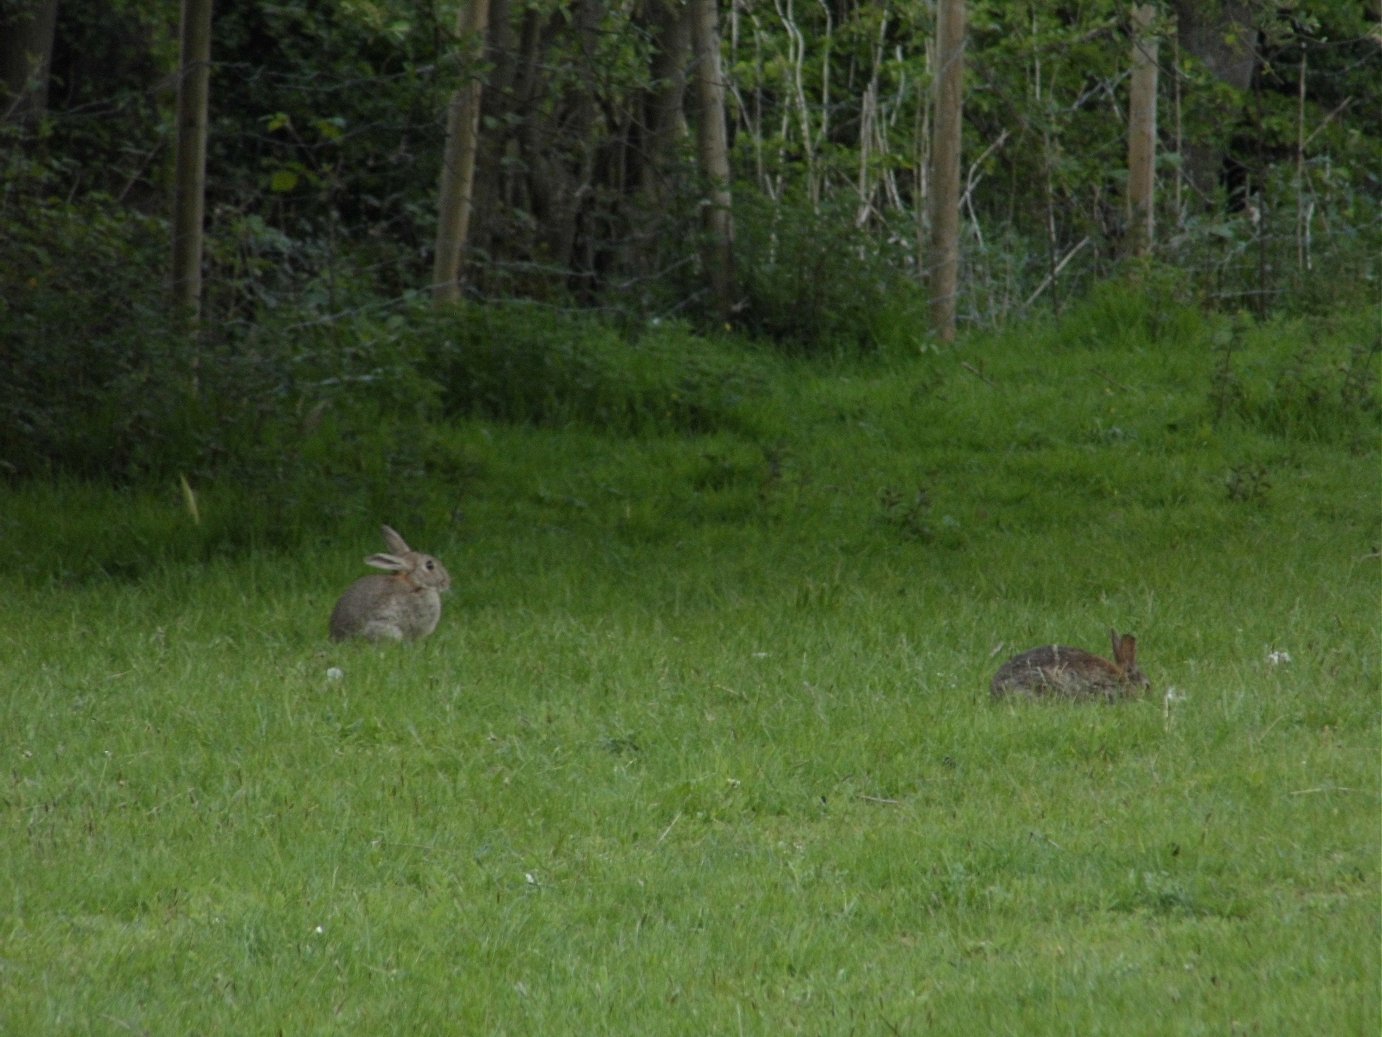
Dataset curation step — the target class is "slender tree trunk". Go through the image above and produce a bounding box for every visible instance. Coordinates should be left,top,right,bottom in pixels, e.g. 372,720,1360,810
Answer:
170,0,213,321
632,0,692,276
432,0,492,306
465,0,514,279
637,0,691,204
1,0,59,125
928,0,965,343
690,0,735,325
545,0,602,290
1126,4,1159,257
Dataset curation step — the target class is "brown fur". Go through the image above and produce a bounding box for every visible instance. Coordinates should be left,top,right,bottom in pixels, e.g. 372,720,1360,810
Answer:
991,629,1149,701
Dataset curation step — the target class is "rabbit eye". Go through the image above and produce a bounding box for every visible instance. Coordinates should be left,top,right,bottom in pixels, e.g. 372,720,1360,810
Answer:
425,560,435,570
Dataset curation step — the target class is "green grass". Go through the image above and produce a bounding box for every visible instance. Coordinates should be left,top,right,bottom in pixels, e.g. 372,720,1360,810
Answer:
1,295,1378,1034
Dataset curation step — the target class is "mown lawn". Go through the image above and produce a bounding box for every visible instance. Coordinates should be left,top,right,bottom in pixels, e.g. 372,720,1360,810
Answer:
2,298,1377,1034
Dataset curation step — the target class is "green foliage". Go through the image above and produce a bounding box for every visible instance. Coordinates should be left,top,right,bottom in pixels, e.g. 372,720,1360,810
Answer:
0,193,197,480
12,0,1381,355
0,182,420,486
726,0,932,195
1224,462,1271,504
1207,309,1380,446
3,0,1378,488
420,303,775,434
35,0,174,204
734,192,929,354
0,190,771,485
966,2,1124,238
1054,268,1205,350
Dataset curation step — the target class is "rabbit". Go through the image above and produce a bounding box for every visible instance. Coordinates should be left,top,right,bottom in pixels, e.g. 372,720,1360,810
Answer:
991,629,1149,701
328,525,452,642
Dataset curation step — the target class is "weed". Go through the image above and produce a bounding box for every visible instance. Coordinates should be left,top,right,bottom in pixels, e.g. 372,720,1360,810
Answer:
733,191,926,355
1339,336,1382,424
423,304,773,435
1208,317,1248,426
1225,463,1272,503
1208,311,1382,444
879,483,935,541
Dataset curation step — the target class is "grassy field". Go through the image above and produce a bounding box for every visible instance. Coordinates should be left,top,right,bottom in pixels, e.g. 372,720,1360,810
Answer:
2,294,1378,1034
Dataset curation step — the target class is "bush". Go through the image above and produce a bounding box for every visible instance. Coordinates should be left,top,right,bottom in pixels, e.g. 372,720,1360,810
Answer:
0,187,774,492
0,185,443,486
420,303,773,435
1209,308,1380,446
733,191,928,356
0,195,200,480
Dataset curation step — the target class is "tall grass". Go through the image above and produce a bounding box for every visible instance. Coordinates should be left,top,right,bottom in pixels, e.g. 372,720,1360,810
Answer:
1,288,1377,1034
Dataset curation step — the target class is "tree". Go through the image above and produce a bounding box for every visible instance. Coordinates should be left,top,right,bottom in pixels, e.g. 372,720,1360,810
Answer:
635,0,691,214
170,0,213,320
1,0,59,125
1170,0,1259,208
1126,4,1159,256
928,0,965,343
432,0,492,306
690,0,735,324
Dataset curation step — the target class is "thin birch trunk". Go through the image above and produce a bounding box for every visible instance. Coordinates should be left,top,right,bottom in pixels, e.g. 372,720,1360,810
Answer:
1126,4,1159,257
171,0,213,322
692,0,735,324
928,0,965,343
432,0,492,306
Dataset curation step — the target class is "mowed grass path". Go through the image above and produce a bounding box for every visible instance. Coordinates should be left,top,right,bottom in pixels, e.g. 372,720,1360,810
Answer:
3,302,1378,1034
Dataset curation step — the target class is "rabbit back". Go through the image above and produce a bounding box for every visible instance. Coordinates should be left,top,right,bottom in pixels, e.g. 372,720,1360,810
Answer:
991,632,1149,701
329,572,443,641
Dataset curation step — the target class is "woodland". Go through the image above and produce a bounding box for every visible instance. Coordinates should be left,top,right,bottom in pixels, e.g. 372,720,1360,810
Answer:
1,0,1380,481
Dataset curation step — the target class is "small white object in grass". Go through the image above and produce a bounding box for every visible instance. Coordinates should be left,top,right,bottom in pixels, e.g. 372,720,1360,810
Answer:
314,925,325,935
1267,650,1292,666
326,667,344,681
525,872,537,886
1162,687,1187,729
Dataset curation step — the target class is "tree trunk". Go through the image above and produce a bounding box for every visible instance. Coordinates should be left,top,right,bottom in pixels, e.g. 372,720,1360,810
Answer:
1170,0,1259,208
637,0,692,205
544,0,602,294
1126,4,1159,257
170,0,213,321
1,0,59,125
432,0,492,306
628,0,692,277
928,0,965,343
690,0,735,325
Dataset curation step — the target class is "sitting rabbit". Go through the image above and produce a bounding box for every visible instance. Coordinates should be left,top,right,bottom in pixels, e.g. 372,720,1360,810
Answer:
991,629,1149,700
329,525,451,642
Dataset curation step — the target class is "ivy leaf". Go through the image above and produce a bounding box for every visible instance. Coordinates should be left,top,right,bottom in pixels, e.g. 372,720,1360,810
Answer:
269,169,300,193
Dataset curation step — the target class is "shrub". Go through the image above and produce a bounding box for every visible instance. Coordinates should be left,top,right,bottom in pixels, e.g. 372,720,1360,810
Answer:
733,191,928,356
1209,309,1380,446
0,186,444,486
420,303,773,435
0,195,199,480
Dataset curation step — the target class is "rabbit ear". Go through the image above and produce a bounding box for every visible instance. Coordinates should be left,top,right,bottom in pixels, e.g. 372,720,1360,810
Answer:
380,525,411,555
365,552,409,573
1114,633,1138,668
